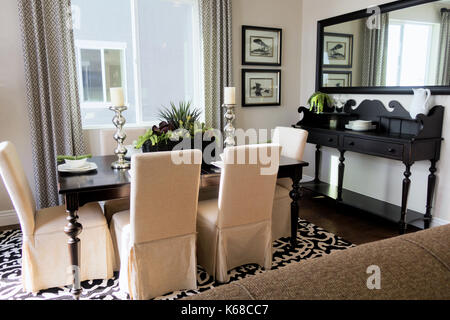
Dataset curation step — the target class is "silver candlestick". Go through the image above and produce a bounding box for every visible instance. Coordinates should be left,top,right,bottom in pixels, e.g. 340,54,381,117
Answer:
222,104,236,148
109,105,130,169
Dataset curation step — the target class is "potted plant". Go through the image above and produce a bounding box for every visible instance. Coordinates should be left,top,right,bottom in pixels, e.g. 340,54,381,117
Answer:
308,92,334,114
135,101,216,164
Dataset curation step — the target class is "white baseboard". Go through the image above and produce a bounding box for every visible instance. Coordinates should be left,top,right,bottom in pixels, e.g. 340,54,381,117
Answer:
431,217,450,227
0,209,19,227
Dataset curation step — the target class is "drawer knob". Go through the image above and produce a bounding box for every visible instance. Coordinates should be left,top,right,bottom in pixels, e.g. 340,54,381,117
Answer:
388,148,395,153
328,138,334,142
349,141,355,146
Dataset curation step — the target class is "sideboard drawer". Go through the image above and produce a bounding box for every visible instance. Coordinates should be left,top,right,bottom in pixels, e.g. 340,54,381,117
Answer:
344,137,404,159
308,132,339,147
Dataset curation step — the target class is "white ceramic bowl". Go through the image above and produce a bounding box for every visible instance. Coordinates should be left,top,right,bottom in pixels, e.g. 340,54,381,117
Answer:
65,158,88,169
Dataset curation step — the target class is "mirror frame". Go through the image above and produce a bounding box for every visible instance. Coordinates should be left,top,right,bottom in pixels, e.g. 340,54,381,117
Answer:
316,0,450,95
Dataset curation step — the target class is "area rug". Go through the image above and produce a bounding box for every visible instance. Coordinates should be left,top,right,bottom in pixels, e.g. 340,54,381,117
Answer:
0,219,354,300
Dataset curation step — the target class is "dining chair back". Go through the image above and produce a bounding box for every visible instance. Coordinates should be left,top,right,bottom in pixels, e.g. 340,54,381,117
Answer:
0,141,36,236
218,144,281,229
196,144,281,283
271,127,308,241
130,150,202,244
272,126,308,161
112,150,202,299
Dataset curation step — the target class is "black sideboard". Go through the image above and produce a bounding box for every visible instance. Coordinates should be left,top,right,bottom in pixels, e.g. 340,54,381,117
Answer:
294,99,444,234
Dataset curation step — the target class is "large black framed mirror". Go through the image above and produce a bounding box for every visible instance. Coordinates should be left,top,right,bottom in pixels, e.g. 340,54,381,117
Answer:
317,0,450,95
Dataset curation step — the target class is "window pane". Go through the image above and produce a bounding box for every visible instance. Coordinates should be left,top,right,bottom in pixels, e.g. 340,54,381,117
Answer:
72,0,136,126
386,24,401,86
80,49,103,102
399,24,430,86
104,49,124,102
137,0,198,122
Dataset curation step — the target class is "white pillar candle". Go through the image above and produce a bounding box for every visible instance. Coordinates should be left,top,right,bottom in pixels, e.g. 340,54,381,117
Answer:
224,87,236,105
110,87,124,106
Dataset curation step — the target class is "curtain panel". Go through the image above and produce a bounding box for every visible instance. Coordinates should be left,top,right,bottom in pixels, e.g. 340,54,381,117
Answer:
18,0,86,209
361,13,389,87
437,9,450,86
199,0,233,130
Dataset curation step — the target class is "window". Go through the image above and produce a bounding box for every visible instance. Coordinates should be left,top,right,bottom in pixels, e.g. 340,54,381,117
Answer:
76,42,127,105
72,0,202,128
386,20,440,86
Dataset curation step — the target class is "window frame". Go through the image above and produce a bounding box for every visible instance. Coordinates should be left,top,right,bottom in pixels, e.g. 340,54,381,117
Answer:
73,0,204,129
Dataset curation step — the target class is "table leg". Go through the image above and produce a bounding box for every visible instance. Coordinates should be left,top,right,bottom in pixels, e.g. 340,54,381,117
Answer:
64,193,83,300
337,150,346,201
400,164,412,235
315,145,321,183
425,160,437,229
289,166,303,248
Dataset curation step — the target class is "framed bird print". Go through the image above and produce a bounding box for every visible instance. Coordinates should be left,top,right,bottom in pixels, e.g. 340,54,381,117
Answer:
242,26,282,66
242,69,281,107
323,32,353,68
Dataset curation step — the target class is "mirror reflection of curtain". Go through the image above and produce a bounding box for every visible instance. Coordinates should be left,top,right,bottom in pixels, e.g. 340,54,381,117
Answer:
437,9,450,86
362,13,389,86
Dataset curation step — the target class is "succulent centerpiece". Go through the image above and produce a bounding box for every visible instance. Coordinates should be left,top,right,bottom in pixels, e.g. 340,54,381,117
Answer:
135,101,216,164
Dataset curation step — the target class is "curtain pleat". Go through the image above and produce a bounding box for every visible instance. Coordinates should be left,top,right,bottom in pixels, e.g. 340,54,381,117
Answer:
362,13,389,87
437,10,450,86
199,0,233,130
18,0,86,209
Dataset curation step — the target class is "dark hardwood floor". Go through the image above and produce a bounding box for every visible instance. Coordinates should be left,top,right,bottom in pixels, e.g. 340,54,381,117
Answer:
0,189,420,245
299,189,420,245
0,224,19,232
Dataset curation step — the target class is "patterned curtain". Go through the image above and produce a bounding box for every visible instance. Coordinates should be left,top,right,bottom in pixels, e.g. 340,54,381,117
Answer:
362,13,389,87
18,0,86,209
437,9,450,86
199,0,233,130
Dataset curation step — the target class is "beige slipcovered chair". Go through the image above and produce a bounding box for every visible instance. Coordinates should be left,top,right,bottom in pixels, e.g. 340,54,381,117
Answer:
0,141,115,293
99,128,147,224
271,127,308,240
110,150,202,299
197,144,281,283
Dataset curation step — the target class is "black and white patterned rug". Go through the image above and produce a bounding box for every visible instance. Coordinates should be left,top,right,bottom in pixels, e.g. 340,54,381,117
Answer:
0,219,354,300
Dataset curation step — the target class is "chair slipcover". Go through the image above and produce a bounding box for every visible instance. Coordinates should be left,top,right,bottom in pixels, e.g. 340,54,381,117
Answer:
271,127,308,240
110,150,202,299
99,128,147,224
0,141,115,292
197,144,281,283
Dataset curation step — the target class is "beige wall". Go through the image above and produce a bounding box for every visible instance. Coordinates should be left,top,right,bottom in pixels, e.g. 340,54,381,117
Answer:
0,0,35,217
232,0,303,132
300,0,450,225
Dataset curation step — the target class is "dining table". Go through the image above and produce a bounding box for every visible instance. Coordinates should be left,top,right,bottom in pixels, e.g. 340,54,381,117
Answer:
58,155,309,299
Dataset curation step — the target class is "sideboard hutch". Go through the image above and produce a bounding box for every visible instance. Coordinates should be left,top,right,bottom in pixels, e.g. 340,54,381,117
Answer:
294,99,444,234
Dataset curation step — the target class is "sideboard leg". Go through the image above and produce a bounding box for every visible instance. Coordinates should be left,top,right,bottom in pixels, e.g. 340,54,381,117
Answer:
400,164,412,235
425,160,437,229
315,145,321,183
337,150,346,201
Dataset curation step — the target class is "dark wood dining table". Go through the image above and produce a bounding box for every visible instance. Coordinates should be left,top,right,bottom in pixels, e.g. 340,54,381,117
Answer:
58,155,309,299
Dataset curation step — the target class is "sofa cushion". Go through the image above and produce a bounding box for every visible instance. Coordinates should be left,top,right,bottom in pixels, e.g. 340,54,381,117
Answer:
186,224,450,300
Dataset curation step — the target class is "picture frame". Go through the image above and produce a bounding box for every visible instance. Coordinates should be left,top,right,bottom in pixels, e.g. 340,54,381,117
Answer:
323,32,353,68
242,69,281,107
242,26,282,66
323,71,352,87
